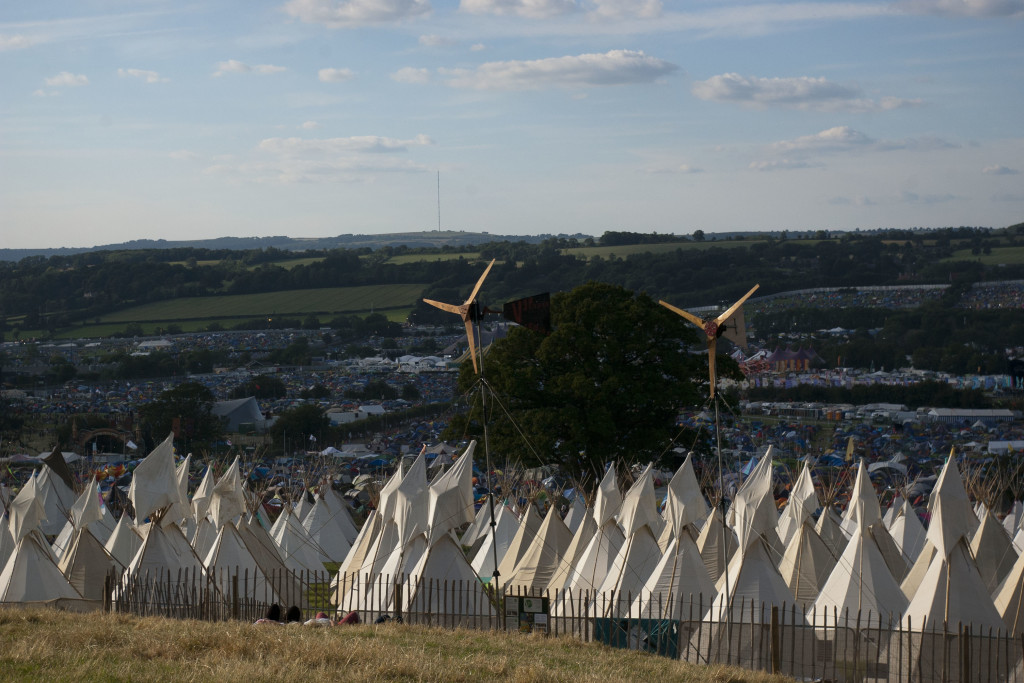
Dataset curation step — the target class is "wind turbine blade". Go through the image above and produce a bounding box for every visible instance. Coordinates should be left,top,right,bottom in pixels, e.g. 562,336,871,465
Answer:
715,284,759,325
423,299,465,317
658,300,704,330
464,320,479,374
464,258,496,306
708,339,718,399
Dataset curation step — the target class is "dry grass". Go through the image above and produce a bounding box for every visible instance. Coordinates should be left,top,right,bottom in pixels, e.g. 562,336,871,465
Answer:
0,609,795,683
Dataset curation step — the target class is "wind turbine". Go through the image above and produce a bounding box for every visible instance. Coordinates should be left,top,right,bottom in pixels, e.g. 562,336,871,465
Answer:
423,258,496,375
658,284,759,398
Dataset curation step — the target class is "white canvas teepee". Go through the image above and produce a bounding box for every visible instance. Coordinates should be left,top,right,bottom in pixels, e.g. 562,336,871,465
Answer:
402,534,493,617
777,462,819,547
810,522,908,627
697,507,737,583
888,499,927,564
502,505,572,594
426,441,475,543
494,504,543,581
546,511,597,593
128,433,184,524
35,466,76,536
632,533,715,620
104,514,143,567
58,526,123,600
663,454,709,543
0,531,83,603
271,507,330,574
208,457,247,530
562,495,587,535
970,507,1017,593
706,453,802,625
993,544,1024,634
777,520,836,607
470,504,518,580
302,497,353,563
902,455,1004,632
204,521,297,606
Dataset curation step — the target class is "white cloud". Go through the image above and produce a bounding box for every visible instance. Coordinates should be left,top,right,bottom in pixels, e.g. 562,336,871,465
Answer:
459,0,576,17
749,159,822,171
284,0,431,27
32,89,60,98
440,49,677,90
117,68,168,84
392,67,431,84
983,165,1019,175
419,34,454,47
212,60,287,77
205,134,434,184
44,71,89,87
770,126,874,153
470,43,486,51
643,163,703,174
896,0,1024,17
691,73,921,112
259,134,433,155
318,67,356,82
300,121,321,130
588,0,661,19
0,34,37,51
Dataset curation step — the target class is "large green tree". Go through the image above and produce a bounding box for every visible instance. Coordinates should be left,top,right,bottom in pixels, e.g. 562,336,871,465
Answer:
445,282,709,481
139,381,223,449
269,403,331,453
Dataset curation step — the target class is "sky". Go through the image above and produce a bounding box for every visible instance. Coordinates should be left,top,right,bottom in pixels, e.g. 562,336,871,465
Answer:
1,0,1023,249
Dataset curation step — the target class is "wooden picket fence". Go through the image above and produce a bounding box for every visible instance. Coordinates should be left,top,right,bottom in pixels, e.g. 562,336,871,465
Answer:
110,568,1024,683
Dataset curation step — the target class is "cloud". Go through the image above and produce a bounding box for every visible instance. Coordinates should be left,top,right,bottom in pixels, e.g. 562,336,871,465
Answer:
749,159,822,171
588,0,661,19
44,71,89,87
318,67,355,82
470,43,486,51
419,34,454,47
896,0,1024,17
897,191,957,204
392,67,431,84
258,134,433,155
283,0,431,27
213,60,286,77
459,0,577,18
117,68,168,83
765,126,957,156
440,49,677,90
459,0,660,18
32,89,60,98
205,134,433,183
691,73,921,112
300,121,320,130
0,34,37,51
643,163,703,174
983,165,1019,175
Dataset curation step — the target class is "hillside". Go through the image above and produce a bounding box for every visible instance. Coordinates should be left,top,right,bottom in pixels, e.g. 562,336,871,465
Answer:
0,609,793,683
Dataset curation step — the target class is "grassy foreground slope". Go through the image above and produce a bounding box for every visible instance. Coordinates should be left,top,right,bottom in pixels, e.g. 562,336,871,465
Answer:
0,609,793,683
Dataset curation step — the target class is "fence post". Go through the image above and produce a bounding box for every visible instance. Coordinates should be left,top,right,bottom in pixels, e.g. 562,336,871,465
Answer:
231,573,239,621
395,579,403,624
103,573,112,613
769,605,780,674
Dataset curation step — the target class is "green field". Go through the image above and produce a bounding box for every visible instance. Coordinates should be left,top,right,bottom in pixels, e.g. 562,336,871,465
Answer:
96,284,426,323
563,240,768,259
381,251,482,265
944,245,1024,265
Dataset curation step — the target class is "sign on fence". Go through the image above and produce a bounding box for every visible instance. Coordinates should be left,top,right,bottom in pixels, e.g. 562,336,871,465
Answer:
506,595,549,634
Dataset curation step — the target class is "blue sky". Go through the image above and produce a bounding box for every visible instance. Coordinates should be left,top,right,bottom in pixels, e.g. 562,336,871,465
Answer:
1,0,1022,248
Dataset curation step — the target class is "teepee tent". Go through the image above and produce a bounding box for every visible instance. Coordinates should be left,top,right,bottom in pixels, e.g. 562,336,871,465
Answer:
104,514,143,567
35,465,76,536
301,496,353,563
697,507,737,583
777,519,836,607
494,504,542,581
888,499,927,564
970,507,1017,593
503,504,572,594
58,526,123,600
127,433,183,524
546,510,597,593
902,454,1003,632
0,531,83,604
777,462,819,547
425,441,476,543
632,532,715,620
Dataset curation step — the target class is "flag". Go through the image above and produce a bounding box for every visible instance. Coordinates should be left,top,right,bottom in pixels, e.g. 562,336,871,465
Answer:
845,436,855,463
502,293,551,334
126,440,138,450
